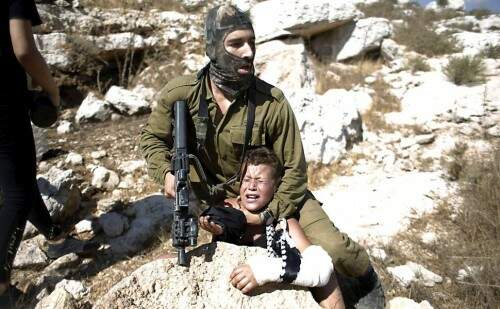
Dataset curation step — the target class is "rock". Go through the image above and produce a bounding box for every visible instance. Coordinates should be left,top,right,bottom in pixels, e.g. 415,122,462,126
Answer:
452,32,500,56
91,150,107,159
65,152,83,166
99,212,129,238
487,125,500,137
33,32,72,70
74,219,100,235
46,238,99,260
421,232,437,245
388,262,443,287
381,39,405,62
44,253,80,274
109,194,174,254
13,237,49,269
387,297,433,309
456,265,482,281
288,89,365,164
478,15,500,32
55,279,88,300
314,171,451,245
56,120,74,134
117,160,146,174
426,0,464,11
312,18,392,61
97,197,124,213
37,167,81,223
179,0,205,10
75,92,113,124
91,166,120,191
415,134,436,145
369,248,387,261
104,86,151,116
95,242,320,308
255,37,316,96
250,0,362,43
33,126,49,161
35,287,77,309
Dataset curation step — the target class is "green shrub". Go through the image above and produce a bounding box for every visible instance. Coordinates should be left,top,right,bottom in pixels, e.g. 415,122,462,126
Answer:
437,0,449,7
470,9,493,19
444,55,486,85
395,23,461,56
406,56,431,73
357,0,406,20
480,45,500,59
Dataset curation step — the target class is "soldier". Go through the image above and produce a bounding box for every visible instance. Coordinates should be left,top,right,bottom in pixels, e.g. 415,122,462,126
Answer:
140,4,383,308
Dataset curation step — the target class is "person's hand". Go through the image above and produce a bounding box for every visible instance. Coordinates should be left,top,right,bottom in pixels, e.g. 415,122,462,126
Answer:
230,264,259,294
164,172,175,198
199,216,223,235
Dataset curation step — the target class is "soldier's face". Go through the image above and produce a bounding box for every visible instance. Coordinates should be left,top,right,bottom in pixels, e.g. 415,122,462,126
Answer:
239,164,276,212
224,29,256,75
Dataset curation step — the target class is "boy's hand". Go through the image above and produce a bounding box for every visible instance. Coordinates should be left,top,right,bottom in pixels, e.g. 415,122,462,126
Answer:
230,264,259,294
199,216,223,235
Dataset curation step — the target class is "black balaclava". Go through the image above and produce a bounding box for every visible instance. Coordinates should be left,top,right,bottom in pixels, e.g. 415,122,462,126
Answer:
205,5,255,97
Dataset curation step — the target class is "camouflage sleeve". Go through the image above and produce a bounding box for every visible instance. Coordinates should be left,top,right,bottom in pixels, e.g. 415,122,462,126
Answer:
139,85,175,186
267,94,308,219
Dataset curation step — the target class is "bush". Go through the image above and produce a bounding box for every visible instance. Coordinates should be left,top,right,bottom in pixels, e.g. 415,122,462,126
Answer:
406,56,431,73
470,9,493,20
437,0,449,7
480,45,500,59
362,78,401,132
444,55,486,85
394,9,462,57
357,0,406,20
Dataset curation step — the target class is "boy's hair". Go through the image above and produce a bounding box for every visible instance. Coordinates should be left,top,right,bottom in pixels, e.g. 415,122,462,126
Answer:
240,147,282,182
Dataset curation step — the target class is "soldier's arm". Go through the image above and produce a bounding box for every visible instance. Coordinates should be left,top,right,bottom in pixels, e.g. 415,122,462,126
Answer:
139,86,175,186
267,95,308,219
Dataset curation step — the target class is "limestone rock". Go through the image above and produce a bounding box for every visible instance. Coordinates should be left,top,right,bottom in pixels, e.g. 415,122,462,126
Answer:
95,242,320,308
55,279,89,300
75,92,113,124
426,0,464,11
33,32,72,70
288,89,367,164
117,160,146,174
381,39,405,62
387,262,443,287
65,152,83,166
312,18,392,61
478,15,500,32
35,287,77,309
33,126,49,161
109,194,174,254
13,237,49,269
91,166,120,191
44,253,80,274
387,297,433,309
56,120,74,135
452,32,500,56
255,37,316,95
104,86,151,116
37,167,81,223
251,0,363,43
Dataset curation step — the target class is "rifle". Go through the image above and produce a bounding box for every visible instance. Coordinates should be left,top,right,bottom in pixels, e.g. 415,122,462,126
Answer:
171,100,198,266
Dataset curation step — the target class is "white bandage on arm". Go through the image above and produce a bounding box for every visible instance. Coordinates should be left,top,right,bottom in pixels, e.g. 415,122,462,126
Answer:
247,255,283,286
247,245,333,287
292,245,333,287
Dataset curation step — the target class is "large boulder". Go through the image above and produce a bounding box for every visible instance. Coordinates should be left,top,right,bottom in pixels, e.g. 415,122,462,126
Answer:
312,18,392,61
37,167,81,223
75,92,113,124
452,32,500,56
288,89,367,164
94,242,320,308
250,0,363,43
34,33,72,70
255,38,316,96
426,0,464,11
109,194,175,255
104,86,151,116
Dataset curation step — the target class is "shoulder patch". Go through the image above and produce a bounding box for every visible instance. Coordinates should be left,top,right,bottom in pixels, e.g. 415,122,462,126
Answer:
254,77,285,101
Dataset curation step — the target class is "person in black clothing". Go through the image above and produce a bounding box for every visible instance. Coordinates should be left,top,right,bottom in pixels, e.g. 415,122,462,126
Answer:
0,0,62,305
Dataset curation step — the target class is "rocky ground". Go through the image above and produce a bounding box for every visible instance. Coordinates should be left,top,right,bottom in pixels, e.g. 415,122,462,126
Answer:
3,0,499,308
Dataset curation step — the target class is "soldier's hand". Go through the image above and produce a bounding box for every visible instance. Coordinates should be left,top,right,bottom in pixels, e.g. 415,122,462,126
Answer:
164,172,175,198
199,215,223,235
230,264,259,294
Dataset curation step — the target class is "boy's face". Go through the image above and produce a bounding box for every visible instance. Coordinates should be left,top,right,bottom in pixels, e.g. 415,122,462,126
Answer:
239,164,276,212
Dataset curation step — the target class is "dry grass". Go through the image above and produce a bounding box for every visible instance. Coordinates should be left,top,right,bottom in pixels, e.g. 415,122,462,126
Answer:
406,56,431,73
481,45,500,59
444,55,486,86
356,0,409,20
314,58,383,94
362,78,401,132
